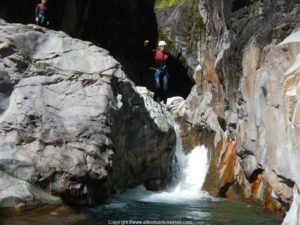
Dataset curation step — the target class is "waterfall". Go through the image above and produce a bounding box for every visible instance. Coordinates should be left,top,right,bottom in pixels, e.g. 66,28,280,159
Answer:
173,145,209,195
172,123,209,194
107,106,211,204
140,120,210,203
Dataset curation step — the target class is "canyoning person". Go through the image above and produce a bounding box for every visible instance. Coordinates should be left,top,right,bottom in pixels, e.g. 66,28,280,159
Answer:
35,0,49,26
144,40,182,104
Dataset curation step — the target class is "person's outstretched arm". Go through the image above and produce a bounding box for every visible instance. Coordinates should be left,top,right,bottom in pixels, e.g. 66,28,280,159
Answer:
176,48,183,60
167,48,183,60
144,40,156,54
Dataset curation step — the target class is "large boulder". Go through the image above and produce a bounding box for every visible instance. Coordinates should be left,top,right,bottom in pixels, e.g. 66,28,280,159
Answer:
0,19,176,210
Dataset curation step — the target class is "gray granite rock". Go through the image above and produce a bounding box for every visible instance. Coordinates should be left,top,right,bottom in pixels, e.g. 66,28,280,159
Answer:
0,20,175,210
0,170,61,210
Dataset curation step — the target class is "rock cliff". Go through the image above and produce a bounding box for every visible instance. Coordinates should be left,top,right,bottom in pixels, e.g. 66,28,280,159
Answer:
157,0,300,223
0,19,175,211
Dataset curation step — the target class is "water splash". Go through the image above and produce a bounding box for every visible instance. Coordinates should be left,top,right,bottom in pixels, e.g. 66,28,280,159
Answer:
174,145,209,194
140,123,210,204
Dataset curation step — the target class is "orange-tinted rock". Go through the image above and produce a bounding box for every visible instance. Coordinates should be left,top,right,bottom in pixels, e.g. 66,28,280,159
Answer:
218,138,236,188
250,172,263,200
263,183,285,215
202,138,223,196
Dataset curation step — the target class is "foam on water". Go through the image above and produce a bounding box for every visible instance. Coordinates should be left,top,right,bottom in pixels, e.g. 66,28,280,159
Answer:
140,145,210,204
137,120,211,204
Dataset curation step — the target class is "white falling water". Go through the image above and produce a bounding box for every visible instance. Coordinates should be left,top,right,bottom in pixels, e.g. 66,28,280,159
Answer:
173,145,209,195
140,123,210,203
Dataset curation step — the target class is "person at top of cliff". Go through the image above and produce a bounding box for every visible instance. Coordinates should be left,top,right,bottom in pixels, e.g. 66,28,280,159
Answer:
35,0,49,26
144,40,182,104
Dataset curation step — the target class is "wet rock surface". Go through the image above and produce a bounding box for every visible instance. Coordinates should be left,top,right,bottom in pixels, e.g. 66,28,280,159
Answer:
0,171,62,210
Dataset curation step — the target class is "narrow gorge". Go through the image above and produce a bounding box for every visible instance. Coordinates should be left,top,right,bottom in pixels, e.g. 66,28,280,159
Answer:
0,0,300,225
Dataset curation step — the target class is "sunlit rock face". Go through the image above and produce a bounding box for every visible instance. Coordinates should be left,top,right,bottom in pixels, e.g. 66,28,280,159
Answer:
0,20,176,211
162,0,300,221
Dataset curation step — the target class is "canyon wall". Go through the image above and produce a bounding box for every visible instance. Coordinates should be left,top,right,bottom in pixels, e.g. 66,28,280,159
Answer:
158,0,300,222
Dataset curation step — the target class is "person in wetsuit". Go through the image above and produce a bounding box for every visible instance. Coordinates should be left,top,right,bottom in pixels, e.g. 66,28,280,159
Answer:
144,40,182,104
35,0,49,26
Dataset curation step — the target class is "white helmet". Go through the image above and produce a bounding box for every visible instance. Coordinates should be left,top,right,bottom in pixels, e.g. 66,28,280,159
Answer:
158,40,167,46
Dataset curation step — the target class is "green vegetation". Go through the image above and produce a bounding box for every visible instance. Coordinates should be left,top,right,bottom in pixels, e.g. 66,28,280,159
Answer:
155,0,183,9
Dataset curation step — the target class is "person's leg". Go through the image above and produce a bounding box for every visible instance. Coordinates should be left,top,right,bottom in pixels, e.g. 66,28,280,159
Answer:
41,15,45,24
38,14,45,24
162,72,169,104
154,70,162,101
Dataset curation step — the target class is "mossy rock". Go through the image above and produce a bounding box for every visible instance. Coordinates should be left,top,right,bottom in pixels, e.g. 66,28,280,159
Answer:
155,0,184,9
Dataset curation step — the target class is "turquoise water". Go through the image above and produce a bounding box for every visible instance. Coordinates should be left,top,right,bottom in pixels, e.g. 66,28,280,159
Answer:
2,186,282,225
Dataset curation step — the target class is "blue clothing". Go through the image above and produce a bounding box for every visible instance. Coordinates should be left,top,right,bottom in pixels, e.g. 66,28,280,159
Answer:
37,14,45,24
154,69,169,103
154,68,169,78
